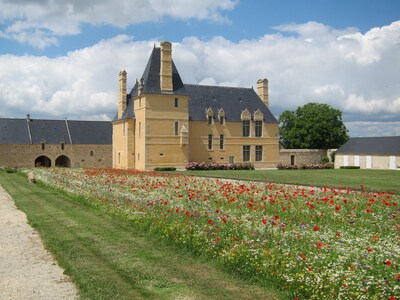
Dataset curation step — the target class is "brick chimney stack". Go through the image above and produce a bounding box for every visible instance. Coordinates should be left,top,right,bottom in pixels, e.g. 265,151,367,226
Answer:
160,41,173,92
118,70,127,118
257,78,269,107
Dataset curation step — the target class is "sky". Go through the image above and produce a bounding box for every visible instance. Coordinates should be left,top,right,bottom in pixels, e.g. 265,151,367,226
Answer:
0,0,399,137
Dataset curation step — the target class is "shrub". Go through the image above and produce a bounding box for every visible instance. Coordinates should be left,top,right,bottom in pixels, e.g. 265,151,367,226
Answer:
154,167,177,171
340,166,360,169
321,156,330,163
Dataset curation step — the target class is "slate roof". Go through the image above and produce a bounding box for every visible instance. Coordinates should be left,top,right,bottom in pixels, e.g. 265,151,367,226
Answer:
0,118,111,145
185,84,277,123
336,136,400,155
118,45,278,123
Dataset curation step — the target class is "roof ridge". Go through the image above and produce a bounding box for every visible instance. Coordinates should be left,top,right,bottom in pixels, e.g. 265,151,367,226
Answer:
184,83,253,90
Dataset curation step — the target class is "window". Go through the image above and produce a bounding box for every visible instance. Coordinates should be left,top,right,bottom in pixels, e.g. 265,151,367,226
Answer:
220,134,224,150
208,134,213,150
219,116,225,125
255,145,263,162
255,120,263,137
138,122,141,137
41,142,45,150
174,121,179,136
243,145,250,162
174,98,179,108
118,152,121,164
242,120,250,137
90,150,94,157
208,115,213,125
60,142,65,150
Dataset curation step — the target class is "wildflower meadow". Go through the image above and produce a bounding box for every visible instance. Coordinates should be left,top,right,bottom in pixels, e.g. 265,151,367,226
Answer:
28,168,399,299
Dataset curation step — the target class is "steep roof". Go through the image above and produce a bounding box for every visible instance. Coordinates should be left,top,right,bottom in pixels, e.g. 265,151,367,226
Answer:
0,118,111,145
336,136,400,155
118,45,278,123
0,118,31,144
185,84,278,123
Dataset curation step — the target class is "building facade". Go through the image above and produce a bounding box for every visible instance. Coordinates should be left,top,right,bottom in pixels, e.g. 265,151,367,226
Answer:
112,42,279,171
0,116,112,168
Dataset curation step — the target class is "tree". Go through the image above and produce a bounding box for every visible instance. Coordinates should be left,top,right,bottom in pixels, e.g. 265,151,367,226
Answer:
279,102,349,149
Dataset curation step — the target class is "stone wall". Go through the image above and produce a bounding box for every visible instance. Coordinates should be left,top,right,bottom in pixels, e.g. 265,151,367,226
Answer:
0,144,112,168
279,149,330,166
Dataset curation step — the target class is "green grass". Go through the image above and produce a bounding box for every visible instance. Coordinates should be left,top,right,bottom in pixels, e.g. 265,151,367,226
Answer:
0,171,282,300
181,169,400,194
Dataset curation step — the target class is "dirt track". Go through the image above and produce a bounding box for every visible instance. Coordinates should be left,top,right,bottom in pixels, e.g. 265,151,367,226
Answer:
0,184,78,299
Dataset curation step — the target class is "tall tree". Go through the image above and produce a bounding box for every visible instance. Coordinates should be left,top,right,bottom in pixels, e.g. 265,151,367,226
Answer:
279,102,349,149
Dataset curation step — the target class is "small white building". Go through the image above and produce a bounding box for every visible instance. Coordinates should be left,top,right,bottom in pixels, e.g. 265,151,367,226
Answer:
335,136,400,170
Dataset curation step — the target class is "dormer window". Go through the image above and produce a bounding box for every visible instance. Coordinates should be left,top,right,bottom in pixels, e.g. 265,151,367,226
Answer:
241,109,251,137
218,108,225,125
206,107,214,125
254,109,264,137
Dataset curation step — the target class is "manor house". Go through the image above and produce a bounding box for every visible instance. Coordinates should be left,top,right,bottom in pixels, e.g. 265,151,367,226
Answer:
113,42,279,170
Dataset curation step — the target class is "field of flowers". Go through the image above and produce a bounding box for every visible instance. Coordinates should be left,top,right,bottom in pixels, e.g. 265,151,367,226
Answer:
28,168,399,299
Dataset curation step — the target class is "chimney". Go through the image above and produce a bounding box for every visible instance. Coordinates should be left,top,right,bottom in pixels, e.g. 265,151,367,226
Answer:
160,41,173,92
257,78,269,107
26,114,31,122
118,70,127,118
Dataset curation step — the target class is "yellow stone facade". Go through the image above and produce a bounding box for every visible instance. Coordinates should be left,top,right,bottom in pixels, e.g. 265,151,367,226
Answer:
113,42,279,171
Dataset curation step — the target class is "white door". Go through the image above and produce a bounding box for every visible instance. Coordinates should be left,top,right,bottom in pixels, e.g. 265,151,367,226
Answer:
354,155,360,167
343,155,349,166
389,156,396,170
366,156,372,169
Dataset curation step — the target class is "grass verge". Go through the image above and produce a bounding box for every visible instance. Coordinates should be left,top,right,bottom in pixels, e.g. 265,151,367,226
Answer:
181,169,400,194
0,171,283,300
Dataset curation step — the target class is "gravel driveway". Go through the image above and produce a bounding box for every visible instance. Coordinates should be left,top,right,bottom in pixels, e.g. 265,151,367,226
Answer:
0,184,78,299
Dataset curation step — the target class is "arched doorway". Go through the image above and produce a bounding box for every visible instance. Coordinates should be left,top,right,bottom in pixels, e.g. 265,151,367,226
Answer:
55,155,71,168
35,156,51,167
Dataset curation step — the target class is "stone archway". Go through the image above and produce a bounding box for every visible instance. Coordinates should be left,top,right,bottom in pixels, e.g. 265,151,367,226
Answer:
55,155,71,168
35,156,51,167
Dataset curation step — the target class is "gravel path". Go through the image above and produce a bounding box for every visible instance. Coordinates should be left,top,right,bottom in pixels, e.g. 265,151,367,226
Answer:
0,184,78,300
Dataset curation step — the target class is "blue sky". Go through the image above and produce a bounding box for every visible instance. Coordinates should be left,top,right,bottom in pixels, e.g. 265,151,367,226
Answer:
0,0,399,137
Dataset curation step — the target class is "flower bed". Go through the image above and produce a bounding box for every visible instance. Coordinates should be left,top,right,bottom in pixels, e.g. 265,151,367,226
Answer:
186,162,255,170
27,168,399,299
277,163,334,170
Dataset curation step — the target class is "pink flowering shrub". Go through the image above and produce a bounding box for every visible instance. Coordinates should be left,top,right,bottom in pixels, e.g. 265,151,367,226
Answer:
186,162,255,170
277,163,333,170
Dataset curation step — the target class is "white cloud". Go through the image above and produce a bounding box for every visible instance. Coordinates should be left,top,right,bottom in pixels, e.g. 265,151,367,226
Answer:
0,21,399,137
0,0,236,48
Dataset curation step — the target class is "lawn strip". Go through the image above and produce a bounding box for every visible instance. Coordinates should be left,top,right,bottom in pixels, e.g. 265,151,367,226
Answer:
0,171,282,300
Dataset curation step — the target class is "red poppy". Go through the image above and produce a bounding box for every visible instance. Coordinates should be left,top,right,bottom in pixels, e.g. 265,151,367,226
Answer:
317,242,323,248
274,215,280,220
207,219,213,225
261,219,267,224
367,248,373,252
313,225,320,231
385,260,392,266
335,233,341,237
335,205,341,211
